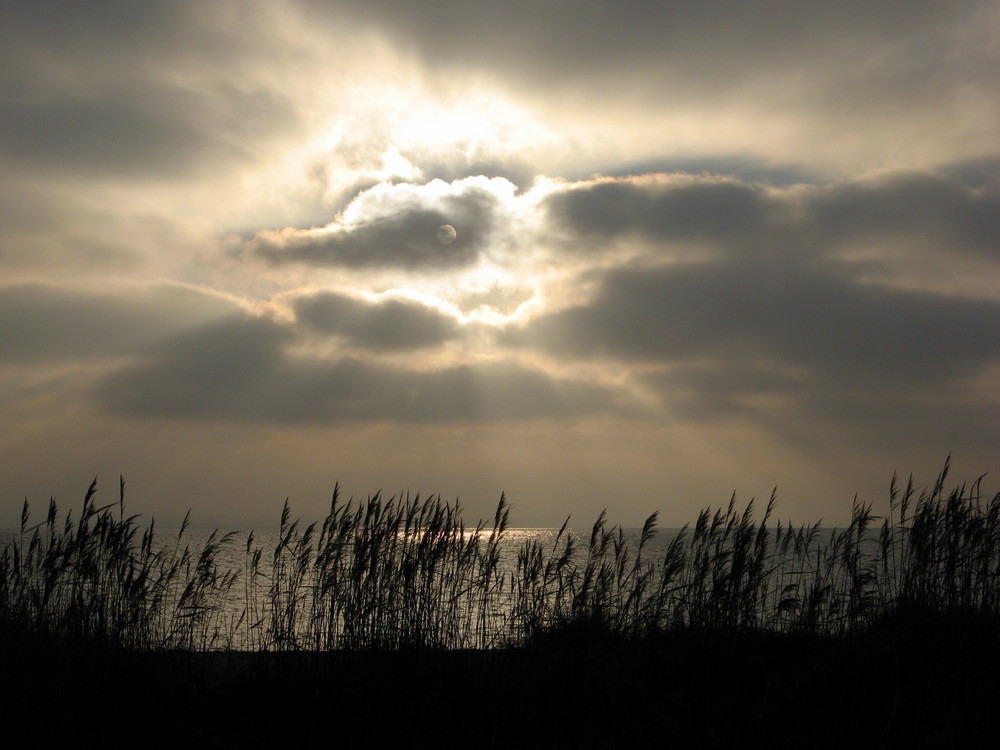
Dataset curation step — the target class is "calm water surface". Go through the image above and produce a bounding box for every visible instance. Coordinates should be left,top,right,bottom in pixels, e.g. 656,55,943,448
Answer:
2,523,878,650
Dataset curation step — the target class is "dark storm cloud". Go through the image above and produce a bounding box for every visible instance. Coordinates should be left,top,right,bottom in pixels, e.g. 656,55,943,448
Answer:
97,314,619,423
508,259,1000,390
292,291,459,351
248,182,501,270
0,283,239,365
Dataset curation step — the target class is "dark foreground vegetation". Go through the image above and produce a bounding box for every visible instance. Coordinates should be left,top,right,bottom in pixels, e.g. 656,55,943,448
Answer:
3,459,1000,746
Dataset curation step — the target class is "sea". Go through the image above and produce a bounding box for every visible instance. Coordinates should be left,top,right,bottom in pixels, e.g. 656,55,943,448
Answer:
1,523,882,650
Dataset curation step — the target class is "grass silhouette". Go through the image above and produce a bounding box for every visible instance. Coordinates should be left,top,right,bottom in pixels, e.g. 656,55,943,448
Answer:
3,459,1000,745
5,457,998,651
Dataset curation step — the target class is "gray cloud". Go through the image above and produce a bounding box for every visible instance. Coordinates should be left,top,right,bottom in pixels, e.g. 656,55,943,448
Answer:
316,0,995,151
645,362,806,424
1,1,195,76
544,170,1000,260
806,171,1000,257
320,1,970,87
97,313,619,424
248,182,502,270
508,259,1000,390
293,291,459,351
0,2,301,182
0,283,240,365
0,85,297,181
940,156,1000,192
1,1,997,527
98,315,291,418
599,155,820,188
0,1,293,90
1,92,204,179
545,177,773,249
644,359,1000,455
290,1,999,179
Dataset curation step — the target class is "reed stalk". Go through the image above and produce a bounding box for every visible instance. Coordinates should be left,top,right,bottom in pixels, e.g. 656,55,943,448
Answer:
3,459,997,652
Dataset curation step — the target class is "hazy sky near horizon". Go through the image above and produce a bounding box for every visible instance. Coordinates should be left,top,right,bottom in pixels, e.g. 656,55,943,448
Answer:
1,0,998,528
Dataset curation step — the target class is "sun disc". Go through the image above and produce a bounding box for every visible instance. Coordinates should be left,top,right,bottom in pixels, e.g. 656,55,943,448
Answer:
437,224,457,244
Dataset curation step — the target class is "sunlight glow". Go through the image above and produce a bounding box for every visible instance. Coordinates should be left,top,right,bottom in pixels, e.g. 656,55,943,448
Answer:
394,91,554,161
295,84,555,201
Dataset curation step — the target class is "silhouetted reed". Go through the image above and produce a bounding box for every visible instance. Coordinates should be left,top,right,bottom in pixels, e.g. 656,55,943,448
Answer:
0,478,239,650
251,487,510,650
2,458,998,652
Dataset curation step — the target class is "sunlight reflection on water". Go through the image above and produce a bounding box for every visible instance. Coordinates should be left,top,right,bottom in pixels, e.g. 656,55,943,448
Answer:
2,523,878,651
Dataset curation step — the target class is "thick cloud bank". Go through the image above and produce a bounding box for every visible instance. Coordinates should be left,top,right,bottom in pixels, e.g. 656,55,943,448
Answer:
248,178,511,271
293,291,459,351
96,313,619,424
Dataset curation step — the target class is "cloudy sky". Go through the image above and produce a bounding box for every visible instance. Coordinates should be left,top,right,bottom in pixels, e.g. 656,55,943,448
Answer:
1,0,998,528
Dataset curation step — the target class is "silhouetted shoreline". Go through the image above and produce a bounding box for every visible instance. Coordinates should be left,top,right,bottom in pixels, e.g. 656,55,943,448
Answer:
7,613,1000,748
5,463,1000,746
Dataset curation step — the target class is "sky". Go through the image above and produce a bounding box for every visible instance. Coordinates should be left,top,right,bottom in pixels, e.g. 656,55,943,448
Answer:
1,0,998,529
